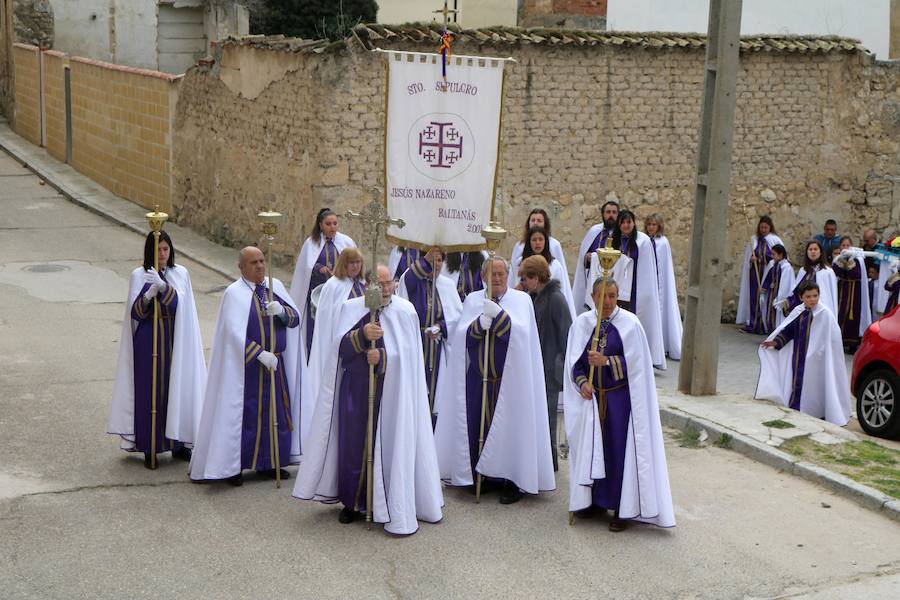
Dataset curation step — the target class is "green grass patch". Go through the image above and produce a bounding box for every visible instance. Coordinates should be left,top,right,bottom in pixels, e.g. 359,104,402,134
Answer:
713,433,733,449
782,438,900,499
762,419,796,429
675,427,702,449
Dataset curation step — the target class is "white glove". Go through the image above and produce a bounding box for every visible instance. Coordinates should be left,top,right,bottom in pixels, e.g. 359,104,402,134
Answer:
482,299,502,319
478,314,493,330
143,283,161,300
426,325,441,339
143,268,165,299
257,350,278,371
264,301,284,317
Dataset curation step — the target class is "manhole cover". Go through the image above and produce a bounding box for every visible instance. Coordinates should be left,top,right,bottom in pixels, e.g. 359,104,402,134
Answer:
23,264,71,273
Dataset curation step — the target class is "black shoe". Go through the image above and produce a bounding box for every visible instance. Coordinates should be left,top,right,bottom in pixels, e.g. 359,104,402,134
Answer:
171,447,192,462
258,468,291,480
143,452,153,470
499,481,522,505
338,507,360,524
226,473,244,487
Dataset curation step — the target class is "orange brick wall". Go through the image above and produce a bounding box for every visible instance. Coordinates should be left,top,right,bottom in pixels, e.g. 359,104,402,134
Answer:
69,57,180,212
12,43,41,146
42,50,66,162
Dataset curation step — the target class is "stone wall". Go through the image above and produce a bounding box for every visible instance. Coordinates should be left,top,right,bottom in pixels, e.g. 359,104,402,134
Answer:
172,27,900,318
11,42,39,144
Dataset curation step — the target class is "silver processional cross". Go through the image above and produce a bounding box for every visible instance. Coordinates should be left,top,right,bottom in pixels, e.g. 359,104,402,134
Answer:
345,194,406,307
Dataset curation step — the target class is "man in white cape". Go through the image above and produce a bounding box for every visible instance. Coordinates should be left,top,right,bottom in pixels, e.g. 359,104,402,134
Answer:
434,258,556,504
293,266,443,535
756,280,851,426
564,276,675,531
109,232,206,465
190,247,301,485
572,200,619,314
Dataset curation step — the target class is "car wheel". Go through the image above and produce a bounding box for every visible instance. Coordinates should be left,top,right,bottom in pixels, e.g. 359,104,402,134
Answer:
856,369,900,439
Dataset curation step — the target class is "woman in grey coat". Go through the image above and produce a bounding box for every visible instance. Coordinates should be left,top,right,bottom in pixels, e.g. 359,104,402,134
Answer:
517,255,573,471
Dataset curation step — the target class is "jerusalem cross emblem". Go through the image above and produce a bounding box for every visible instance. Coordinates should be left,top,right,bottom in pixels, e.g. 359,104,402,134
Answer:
418,121,463,169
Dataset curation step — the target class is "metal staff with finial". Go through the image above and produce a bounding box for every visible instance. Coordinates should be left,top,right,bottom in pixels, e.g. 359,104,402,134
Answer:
257,207,283,488
145,205,168,470
433,0,458,87
569,237,621,525
475,221,507,503
345,195,406,529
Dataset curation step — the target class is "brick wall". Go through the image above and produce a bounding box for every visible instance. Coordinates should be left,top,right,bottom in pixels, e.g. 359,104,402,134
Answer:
42,49,65,161
69,57,180,212
12,43,40,145
172,31,900,319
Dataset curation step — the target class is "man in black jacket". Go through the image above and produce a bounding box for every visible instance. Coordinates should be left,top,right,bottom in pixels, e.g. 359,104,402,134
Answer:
518,255,572,471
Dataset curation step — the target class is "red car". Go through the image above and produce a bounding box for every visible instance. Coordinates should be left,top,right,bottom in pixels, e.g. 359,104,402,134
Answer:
851,305,900,439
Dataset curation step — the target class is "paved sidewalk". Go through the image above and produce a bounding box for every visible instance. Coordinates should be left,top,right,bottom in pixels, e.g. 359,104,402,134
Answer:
2,118,897,523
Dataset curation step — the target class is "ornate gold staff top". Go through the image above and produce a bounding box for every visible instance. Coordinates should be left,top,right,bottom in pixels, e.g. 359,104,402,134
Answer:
475,220,507,504
257,207,283,488
144,205,168,470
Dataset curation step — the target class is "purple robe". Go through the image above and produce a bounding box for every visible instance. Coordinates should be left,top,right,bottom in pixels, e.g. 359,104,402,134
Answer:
743,237,772,333
886,277,900,314
616,234,639,311
772,308,814,411
404,258,448,408
393,247,421,280
571,322,630,511
304,238,339,356
336,312,388,511
131,272,181,454
760,260,786,333
833,259,863,345
241,284,300,471
464,305,512,479
455,253,484,302
587,228,613,257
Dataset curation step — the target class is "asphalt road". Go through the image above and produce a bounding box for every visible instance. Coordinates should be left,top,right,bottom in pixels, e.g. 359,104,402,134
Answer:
1,151,898,599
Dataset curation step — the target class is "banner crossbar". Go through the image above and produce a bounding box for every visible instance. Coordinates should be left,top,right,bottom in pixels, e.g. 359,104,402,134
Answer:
372,48,517,64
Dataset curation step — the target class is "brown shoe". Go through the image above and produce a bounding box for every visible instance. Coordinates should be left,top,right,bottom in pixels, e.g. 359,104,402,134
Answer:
608,518,628,532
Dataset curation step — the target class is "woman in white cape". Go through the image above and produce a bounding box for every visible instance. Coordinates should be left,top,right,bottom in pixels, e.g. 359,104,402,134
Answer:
564,276,675,529
756,280,851,426
509,226,576,320
289,208,356,364
108,231,206,467
644,214,683,360
788,240,838,317
737,216,783,333
296,248,365,455
831,236,871,351
508,208,568,284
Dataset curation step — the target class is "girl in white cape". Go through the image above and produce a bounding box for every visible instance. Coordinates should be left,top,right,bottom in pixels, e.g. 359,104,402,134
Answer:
759,244,794,331
644,214,683,360
789,240,838,317
108,231,206,468
509,208,568,284
831,236,872,352
289,208,355,364
737,216,783,334
510,226,576,320
757,280,851,426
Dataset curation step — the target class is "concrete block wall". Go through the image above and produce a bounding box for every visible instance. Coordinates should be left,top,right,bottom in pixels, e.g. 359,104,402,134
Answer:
12,43,40,145
42,49,65,162
69,57,180,212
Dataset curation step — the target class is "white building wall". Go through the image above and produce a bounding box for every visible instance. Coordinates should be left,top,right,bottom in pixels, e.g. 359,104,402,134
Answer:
48,0,113,62
607,0,891,58
114,0,160,70
377,0,517,28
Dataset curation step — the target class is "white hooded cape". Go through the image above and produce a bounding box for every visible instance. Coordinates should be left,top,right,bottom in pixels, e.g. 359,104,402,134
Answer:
737,233,784,325
434,288,556,494
790,266,839,319
563,308,676,526
396,271,464,415
509,236,569,287
875,260,899,316
755,304,851,426
832,251,872,337
189,277,301,479
108,265,207,449
510,255,576,320
761,259,795,329
296,275,362,457
292,296,443,535
572,224,611,316
651,235,683,360
587,232,666,369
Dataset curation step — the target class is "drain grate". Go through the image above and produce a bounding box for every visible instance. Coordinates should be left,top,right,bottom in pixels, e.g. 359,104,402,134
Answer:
23,264,71,273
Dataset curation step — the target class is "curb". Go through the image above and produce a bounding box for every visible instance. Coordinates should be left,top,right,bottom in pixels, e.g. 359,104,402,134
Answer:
659,405,900,523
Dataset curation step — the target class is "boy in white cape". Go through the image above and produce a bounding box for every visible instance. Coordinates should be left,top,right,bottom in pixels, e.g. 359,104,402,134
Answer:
756,281,851,426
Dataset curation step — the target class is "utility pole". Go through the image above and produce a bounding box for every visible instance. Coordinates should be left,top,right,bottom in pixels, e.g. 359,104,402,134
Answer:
678,0,743,396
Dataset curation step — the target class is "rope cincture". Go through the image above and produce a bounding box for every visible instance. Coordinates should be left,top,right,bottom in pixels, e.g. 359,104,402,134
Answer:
437,30,453,86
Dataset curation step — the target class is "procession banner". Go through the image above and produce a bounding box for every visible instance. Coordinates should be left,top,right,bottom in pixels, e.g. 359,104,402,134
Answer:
382,50,507,251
